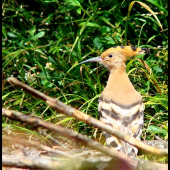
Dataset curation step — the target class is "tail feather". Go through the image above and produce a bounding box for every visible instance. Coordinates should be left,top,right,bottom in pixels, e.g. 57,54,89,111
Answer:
125,142,138,157
104,132,138,157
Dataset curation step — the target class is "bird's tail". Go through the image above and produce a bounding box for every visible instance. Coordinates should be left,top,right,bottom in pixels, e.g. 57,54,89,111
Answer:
104,132,138,158
124,142,138,158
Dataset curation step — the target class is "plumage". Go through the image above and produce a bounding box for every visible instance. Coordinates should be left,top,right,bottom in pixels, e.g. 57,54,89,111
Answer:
79,46,149,157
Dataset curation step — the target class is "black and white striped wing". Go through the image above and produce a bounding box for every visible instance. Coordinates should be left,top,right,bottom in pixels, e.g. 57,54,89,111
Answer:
98,97,144,157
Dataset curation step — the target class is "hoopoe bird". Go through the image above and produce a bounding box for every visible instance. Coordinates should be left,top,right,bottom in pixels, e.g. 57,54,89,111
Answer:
79,46,149,157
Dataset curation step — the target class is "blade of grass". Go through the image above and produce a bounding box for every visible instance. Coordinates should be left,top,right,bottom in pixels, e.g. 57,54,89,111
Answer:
125,1,163,45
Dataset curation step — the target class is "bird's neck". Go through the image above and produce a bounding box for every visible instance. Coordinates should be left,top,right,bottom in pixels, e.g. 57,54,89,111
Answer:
107,67,131,89
101,65,142,105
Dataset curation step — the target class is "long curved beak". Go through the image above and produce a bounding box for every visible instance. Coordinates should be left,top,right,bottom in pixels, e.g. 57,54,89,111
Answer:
79,56,102,65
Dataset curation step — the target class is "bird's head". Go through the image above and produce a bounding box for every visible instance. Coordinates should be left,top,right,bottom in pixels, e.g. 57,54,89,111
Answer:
79,46,149,71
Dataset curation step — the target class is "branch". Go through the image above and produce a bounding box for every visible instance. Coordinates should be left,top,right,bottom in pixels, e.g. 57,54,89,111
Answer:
2,155,73,170
2,108,138,170
2,154,167,170
2,135,73,158
7,77,168,157
2,108,168,170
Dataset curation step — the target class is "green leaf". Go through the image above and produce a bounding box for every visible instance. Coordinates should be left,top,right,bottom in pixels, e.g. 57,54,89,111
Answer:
2,27,7,39
126,59,135,73
41,79,48,86
148,125,167,135
101,17,115,28
56,117,73,125
107,40,116,45
153,65,163,73
79,22,100,28
2,91,19,100
29,27,36,37
48,83,54,87
44,0,55,2
38,72,46,78
104,37,115,45
32,31,45,41
127,68,137,76
7,32,17,38
77,8,81,14
64,0,81,7
93,37,102,49
104,37,113,41
101,26,110,34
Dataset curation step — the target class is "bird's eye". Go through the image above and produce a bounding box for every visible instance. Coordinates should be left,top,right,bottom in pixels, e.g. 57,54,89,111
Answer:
108,54,113,58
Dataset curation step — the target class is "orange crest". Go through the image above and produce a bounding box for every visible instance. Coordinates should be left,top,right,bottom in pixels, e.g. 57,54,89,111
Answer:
101,46,149,58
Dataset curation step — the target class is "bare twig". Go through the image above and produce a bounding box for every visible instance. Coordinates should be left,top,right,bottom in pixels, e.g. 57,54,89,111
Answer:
7,77,168,157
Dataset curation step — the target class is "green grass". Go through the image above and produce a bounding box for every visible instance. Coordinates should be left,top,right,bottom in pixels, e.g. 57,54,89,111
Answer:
2,0,168,162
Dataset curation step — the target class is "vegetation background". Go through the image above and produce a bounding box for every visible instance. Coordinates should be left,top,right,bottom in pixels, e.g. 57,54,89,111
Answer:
2,0,168,163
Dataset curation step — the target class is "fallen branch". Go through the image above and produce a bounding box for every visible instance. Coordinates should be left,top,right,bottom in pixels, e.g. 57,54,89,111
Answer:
2,135,73,158
2,154,167,170
2,108,168,170
7,77,168,157
2,108,137,170
2,155,73,170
